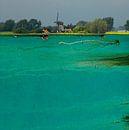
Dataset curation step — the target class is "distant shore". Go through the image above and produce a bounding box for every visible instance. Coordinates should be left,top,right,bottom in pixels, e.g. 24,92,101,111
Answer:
0,31,129,36
0,32,104,36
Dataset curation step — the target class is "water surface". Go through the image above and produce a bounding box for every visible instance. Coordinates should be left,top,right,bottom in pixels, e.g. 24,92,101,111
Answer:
0,35,129,130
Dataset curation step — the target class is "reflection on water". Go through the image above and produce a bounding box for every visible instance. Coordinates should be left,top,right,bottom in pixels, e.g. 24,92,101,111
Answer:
101,54,129,66
122,115,129,129
123,115,129,123
78,54,129,68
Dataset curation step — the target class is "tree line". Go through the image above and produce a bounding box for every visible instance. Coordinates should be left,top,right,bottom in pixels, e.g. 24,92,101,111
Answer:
0,17,129,33
73,17,129,33
73,17,114,33
0,19,42,33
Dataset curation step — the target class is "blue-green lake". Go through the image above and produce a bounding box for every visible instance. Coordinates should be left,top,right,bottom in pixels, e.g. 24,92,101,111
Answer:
0,35,129,130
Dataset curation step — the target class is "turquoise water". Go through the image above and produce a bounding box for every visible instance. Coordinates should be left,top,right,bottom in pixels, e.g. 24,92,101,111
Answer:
0,35,129,130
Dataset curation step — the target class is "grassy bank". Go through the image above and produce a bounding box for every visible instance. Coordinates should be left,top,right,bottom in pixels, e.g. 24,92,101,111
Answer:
0,32,104,36
105,31,129,35
0,32,42,36
0,31,129,36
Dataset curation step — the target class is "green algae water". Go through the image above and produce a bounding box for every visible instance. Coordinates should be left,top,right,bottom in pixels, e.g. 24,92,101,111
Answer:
0,35,129,130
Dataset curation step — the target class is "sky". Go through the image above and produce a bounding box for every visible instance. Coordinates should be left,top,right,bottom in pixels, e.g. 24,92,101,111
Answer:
0,0,129,27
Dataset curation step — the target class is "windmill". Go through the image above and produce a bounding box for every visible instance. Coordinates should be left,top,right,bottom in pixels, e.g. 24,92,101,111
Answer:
54,12,64,32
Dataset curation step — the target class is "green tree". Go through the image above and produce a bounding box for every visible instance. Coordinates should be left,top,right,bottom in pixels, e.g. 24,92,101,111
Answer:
73,21,87,32
86,19,107,33
73,26,86,32
16,19,28,28
46,26,58,33
65,24,75,29
0,22,5,31
28,19,41,32
13,19,42,33
103,17,114,31
85,22,95,33
125,20,129,31
76,21,87,27
13,19,28,33
4,19,15,31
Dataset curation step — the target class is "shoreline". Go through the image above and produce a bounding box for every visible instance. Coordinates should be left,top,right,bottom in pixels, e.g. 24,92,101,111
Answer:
0,32,129,36
0,32,104,36
105,31,129,35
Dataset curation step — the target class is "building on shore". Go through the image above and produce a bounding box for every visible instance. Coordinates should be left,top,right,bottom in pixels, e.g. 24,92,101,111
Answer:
54,12,64,32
